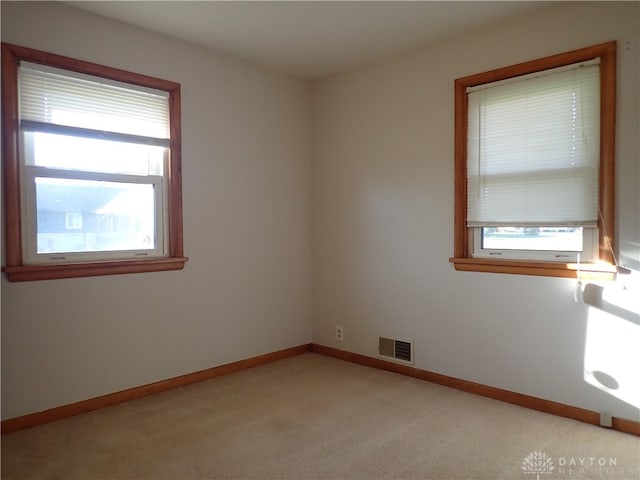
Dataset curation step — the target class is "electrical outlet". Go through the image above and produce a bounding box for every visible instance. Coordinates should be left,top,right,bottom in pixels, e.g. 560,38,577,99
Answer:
335,325,344,342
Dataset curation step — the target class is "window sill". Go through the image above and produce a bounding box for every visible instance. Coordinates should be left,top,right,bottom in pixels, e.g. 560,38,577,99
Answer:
3,256,189,282
449,257,616,281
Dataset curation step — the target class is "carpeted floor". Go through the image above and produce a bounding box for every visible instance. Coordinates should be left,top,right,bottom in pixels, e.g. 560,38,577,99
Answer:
2,353,639,479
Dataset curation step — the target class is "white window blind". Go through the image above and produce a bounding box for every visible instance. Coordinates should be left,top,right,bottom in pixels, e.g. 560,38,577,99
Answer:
19,62,170,144
466,60,600,227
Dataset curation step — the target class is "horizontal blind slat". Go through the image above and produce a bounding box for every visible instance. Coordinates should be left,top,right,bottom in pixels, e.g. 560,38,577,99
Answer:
467,62,600,226
19,63,170,140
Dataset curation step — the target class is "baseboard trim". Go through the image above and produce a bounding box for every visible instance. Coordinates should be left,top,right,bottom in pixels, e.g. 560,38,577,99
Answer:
310,343,640,437
1,343,312,434
4,343,638,437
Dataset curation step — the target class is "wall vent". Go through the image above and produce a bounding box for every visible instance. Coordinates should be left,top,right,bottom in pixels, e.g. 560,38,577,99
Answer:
378,337,414,365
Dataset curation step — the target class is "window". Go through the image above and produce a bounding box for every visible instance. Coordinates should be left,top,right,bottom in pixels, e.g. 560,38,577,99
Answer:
65,212,83,230
450,42,616,279
2,43,187,281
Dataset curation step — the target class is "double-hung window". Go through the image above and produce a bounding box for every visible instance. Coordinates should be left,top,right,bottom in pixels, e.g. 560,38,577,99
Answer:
2,43,187,281
451,42,616,279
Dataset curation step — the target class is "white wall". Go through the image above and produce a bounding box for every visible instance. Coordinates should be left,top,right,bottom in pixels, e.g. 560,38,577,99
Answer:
2,1,639,425
1,2,312,419
311,2,640,421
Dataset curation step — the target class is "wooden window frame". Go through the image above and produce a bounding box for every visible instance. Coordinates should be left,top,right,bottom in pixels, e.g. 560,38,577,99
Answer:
449,42,617,280
1,43,188,282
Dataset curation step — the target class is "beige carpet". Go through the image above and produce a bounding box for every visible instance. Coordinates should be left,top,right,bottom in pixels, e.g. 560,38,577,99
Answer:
2,353,639,479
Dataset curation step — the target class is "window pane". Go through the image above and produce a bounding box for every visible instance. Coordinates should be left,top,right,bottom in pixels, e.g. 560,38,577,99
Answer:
25,132,164,176
482,227,583,251
35,177,156,254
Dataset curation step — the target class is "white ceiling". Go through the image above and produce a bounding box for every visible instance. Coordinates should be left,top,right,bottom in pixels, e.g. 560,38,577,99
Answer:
67,1,547,78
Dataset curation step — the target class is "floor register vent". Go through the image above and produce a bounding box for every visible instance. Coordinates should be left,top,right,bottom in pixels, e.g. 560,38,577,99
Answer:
378,337,414,365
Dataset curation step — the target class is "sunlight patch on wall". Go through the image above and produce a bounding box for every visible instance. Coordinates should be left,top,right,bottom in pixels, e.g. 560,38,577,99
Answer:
583,278,640,409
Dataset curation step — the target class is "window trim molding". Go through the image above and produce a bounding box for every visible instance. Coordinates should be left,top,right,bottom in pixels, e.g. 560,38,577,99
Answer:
1,43,188,281
450,41,616,279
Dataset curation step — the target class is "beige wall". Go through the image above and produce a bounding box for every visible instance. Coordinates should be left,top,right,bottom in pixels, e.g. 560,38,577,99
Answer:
1,2,312,419
311,2,640,421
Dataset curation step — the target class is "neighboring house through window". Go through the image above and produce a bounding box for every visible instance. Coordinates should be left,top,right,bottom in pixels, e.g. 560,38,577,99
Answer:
1,43,187,281
450,42,617,279
64,212,83,230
